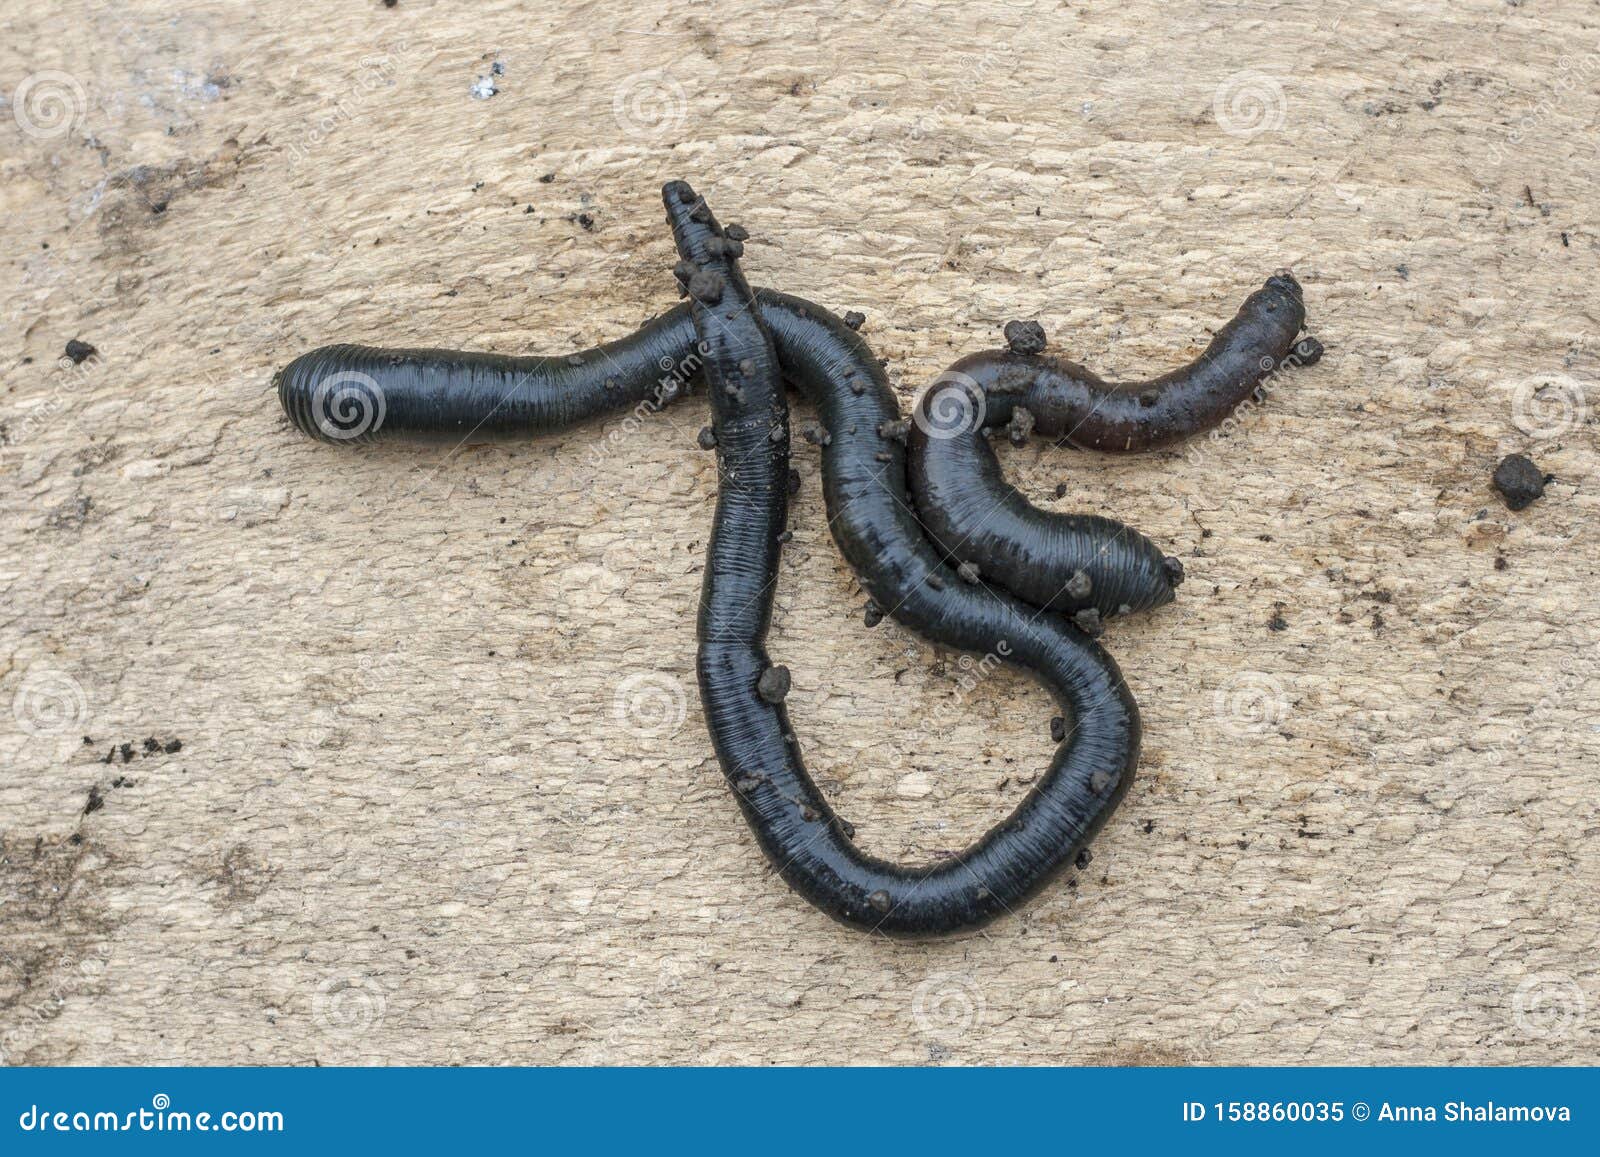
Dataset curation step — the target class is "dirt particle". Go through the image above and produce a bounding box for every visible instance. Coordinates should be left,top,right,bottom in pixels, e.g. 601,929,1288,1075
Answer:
1007,405,1035,446
866,889,891,913
1049,716,1066,743
1003,319,1047,355
687,270,724,304
756,665,791,704
64,339,98,365
843,310,866,331
83,786,104,815
1491,453,1549,511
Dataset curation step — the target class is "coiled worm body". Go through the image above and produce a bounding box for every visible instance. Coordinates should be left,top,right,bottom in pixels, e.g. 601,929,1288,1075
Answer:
275,189,1322,935
907,274,1322,620
278,212,1143,937
663,183,1137,936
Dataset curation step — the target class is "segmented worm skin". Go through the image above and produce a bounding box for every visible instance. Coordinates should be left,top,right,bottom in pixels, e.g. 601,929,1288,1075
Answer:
664,183,1137,935
908,274,1324,619
276,193,1143,936
275,313,700,444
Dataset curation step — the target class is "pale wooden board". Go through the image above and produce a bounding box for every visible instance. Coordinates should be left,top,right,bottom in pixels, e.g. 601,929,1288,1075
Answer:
2,0,1596,1065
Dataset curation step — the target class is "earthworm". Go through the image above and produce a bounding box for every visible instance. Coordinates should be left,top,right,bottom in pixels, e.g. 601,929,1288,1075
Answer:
665,181,1137,936
275,311,701,444
908,276,1323,622
277,288,1317,624
278,188,1141,936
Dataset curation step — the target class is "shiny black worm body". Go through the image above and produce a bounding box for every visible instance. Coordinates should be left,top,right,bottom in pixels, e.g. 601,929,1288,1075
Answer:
907,275,1324,623
277,191,1148,936
277,287,1320,629
660,182,1136,935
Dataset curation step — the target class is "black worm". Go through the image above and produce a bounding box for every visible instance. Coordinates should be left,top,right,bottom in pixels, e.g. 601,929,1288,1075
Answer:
277,291,1320,627
277,188,1145,937
275,313,701,445
663,182,1137,936
908,275,1324,622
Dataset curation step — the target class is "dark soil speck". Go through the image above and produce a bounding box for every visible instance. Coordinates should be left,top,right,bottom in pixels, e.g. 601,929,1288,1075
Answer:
1491,453,1549,511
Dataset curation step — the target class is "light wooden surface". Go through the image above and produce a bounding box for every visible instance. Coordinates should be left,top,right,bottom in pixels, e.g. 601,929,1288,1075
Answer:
2,0,1596,1065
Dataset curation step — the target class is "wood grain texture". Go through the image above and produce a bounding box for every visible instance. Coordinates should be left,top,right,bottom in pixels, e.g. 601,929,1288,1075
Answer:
2,0,1596,1065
